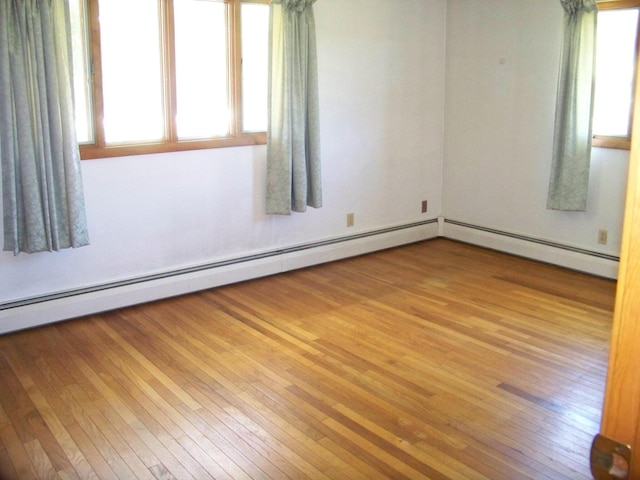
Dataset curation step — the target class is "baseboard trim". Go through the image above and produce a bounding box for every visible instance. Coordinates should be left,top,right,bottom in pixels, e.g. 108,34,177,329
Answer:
1,217,620,334
442,218,619,279
0,219,439,334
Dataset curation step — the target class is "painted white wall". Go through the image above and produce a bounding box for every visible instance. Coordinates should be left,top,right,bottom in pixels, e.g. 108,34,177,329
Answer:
0,0,446,306
4,0,627,321
443,0,630,257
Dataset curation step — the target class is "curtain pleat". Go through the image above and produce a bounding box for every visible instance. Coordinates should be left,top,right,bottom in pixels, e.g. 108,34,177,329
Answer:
266,0,321,214
547,0,597,212
0,0,89,254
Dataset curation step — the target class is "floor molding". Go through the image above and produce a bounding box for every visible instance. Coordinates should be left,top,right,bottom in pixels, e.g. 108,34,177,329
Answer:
442,218,619,279
1,217,620,334
0,219,439,334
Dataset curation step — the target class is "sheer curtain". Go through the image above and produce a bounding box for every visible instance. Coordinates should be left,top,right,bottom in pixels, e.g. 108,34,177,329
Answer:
547,0,597,212
266,0,322,214
0,0,89,254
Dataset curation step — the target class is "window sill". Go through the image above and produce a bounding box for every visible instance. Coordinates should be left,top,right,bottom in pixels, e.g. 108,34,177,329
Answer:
80,132,267,160
592,136,631,150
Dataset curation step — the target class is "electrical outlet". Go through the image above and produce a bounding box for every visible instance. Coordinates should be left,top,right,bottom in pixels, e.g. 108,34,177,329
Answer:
421,200,428,213
598,229,608,245
347,213,355,227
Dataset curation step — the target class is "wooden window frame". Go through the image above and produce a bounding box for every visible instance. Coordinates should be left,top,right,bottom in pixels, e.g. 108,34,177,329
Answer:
79,0,268,160
593,0,640,150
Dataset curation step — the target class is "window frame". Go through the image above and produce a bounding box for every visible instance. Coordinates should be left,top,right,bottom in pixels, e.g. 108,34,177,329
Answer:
592,0,640,150
79,0,268,160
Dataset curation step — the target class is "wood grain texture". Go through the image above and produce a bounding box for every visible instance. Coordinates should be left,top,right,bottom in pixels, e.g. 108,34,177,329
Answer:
0,239,615,479
599,20,640,475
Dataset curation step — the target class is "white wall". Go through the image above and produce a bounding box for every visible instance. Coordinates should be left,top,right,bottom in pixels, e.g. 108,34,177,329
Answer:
443,0,630,258
0,0,446,307
3,0,627,329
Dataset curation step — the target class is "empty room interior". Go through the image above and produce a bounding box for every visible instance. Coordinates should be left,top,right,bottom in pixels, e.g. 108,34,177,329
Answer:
0,0,632,479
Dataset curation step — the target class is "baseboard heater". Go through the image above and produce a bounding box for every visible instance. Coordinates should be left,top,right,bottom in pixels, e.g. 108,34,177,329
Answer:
0,217,619,334
444,219,619,262
0,218,439,312
442,218,620,279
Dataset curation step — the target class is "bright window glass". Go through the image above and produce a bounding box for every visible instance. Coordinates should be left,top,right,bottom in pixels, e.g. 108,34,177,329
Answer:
241,3,269,132
98,0,165,144
592,8,639,138
174,0,229,139
68,0,92,143
68,0,268,158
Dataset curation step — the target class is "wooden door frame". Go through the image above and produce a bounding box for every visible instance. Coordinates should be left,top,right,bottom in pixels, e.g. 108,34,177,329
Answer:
597,49,640,478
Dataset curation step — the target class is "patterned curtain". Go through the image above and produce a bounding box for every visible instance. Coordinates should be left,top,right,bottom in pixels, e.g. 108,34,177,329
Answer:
266,0,322,214
0,0,89,254
547,0,597,211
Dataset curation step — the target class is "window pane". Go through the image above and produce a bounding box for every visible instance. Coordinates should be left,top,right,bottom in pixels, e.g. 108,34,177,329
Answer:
174,0,228,140
241,3,269,132
98,0,164,144
592,9,639,138
68,0,92,144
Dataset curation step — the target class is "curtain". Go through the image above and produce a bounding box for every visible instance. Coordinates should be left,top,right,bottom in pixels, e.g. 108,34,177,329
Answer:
547,0,597,212
0,0,89,254
266,0,322,214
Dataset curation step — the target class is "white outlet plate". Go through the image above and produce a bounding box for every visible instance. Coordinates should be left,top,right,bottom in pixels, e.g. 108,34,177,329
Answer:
347,213,355,227
598,229,608,245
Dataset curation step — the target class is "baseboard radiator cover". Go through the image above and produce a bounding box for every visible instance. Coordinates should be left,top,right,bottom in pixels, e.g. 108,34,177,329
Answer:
442,218,620,279
0,219,439,334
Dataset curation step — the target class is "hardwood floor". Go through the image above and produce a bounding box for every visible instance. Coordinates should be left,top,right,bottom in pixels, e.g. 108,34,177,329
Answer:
0,239,616,479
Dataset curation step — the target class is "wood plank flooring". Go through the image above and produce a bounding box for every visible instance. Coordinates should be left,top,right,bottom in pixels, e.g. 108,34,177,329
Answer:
0,239,616,479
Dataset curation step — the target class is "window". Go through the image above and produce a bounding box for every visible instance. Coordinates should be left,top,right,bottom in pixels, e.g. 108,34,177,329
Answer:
592,1,640,150
69,0,269,160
